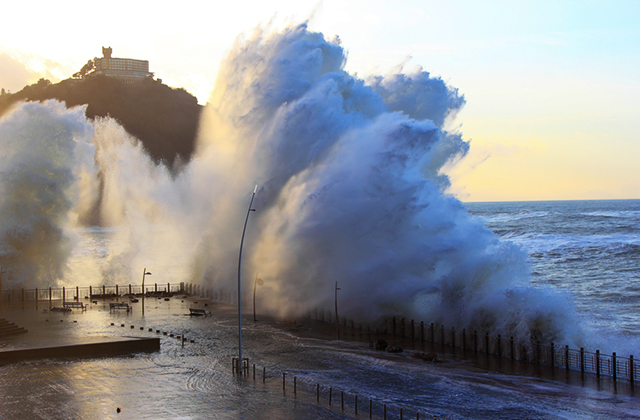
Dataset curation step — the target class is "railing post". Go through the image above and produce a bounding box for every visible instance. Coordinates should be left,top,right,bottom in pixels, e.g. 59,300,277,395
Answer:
451,327,455,349
89,285,92,298
167,282,170,293
612,352,617,382
580,347,585,373
630,355,634,383
76,286,79,300
536,341,541,364
497,335,501,358
596,350,600,378
420,321,424,343
484,332,489,354
21,288,24,302
129,284,132,294
474,330,478,353
411,319,414,340
462,329,466,351
49,287,52,302
550,342,555,368
510,336,515,360
430,323,435,344
401,317,405,337
115,285,118,295
392,316,396,337
35,288,38,303
62,287,65,305
154,283,157,293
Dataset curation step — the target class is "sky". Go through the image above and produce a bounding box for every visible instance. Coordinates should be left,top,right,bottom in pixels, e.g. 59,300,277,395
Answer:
1,0,638,202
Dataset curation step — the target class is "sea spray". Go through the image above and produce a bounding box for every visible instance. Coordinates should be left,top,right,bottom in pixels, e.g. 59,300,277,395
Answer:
190,23,580,344
0,100,95,287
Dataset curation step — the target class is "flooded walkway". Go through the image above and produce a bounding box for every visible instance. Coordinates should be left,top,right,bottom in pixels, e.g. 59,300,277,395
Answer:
0,297,638,419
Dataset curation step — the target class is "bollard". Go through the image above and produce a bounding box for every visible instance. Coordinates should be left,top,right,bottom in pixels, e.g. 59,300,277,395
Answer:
612,352,617,382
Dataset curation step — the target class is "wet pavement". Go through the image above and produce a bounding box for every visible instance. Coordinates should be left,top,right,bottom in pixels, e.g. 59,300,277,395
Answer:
0,297,639,419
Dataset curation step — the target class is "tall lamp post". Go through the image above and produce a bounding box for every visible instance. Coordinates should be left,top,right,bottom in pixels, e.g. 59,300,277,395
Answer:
238,185,258,368
335,281,341,325
142,268,151,315
253,273,263,322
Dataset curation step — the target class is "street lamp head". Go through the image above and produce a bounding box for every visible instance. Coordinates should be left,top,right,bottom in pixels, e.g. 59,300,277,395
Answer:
145,272,152,275
256,278,264,286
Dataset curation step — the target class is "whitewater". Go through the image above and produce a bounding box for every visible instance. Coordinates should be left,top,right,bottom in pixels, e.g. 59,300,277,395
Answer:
0,22,635,356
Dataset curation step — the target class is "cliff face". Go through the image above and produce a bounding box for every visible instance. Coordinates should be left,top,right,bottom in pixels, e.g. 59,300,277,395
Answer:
0,77,202,166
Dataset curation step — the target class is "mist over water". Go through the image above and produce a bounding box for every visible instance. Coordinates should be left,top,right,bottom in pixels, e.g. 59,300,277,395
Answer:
0,23,582,345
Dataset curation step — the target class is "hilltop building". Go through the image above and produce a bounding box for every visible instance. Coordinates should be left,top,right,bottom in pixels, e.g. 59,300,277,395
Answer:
85,47,153,83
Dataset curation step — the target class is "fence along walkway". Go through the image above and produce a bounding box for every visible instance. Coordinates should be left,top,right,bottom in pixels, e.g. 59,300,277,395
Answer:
2,282,636,383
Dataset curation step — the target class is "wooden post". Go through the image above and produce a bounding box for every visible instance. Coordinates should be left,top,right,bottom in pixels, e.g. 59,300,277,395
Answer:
167,282,170,293
89,286,92,298
129,284,132,294
49,287,52,302
154,283,157,293
115,285,118,295
35,288,38,303
76,286,79,300
103,285,105,296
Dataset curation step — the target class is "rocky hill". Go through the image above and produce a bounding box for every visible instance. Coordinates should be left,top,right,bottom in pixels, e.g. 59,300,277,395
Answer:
0,77,202,166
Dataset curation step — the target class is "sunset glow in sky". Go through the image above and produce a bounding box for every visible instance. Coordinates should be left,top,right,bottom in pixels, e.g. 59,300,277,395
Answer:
1,0,638,202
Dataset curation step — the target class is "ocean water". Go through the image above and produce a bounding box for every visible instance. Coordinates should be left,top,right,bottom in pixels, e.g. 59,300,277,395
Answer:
466,199,640,349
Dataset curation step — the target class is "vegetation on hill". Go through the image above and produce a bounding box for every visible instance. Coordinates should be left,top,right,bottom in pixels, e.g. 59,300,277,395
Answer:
0,77,202,166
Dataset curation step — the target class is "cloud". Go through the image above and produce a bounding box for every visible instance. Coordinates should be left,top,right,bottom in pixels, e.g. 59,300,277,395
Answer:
0,53,39,93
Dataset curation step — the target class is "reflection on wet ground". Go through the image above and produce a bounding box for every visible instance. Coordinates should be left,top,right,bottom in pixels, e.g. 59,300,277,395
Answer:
1,297,639,419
